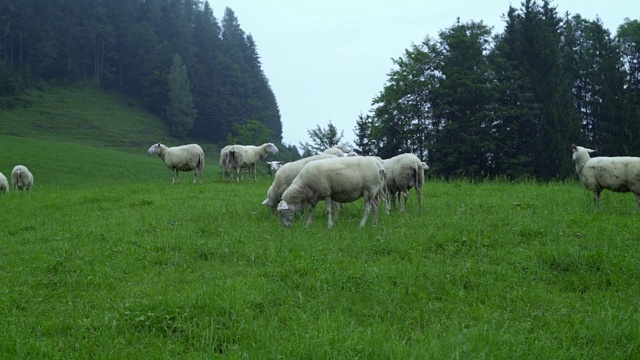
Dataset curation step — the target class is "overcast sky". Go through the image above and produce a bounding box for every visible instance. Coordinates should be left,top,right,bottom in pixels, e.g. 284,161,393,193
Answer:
209,0,633,147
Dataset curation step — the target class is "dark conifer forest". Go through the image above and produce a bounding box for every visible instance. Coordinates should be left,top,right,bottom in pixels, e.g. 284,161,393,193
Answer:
0,0,281,144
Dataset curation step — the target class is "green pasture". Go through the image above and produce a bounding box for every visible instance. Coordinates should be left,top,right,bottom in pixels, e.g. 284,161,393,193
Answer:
1,135,640,358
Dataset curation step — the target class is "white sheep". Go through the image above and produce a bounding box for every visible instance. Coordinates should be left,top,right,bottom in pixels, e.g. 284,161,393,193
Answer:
0,172,8,194
220,145,242,181
266,160,285,175
277,156,386,228
261,154,338,210
228,142,279,181
572,144,640,211
11,165,34,191
147,143,204,184
382,153,425,214
322,144,350,157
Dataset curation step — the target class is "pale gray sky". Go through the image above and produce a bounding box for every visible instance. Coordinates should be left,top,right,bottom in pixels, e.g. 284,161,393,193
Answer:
209,0,633,146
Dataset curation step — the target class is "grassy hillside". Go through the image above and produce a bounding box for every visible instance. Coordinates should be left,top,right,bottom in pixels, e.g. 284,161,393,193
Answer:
0,84,178,150
0,84,223,182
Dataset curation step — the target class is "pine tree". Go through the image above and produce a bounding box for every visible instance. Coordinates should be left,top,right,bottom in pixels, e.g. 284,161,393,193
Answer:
166,53,197,138
429,20,495,177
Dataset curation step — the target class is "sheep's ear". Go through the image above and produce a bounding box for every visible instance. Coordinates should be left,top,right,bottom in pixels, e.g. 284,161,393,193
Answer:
261,198,269,206
277,201,289,211
278,161,285,165
586,148,596,153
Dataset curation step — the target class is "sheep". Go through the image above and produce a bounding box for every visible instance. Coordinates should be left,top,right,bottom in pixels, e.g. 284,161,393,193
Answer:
147,142,204,184
11,165,34,191
266,160,285,175
228,142,279,181
572,144,640,211
277,156,386,228
261,154,338,210
382,153,425,214
0,172,8,194
322,144,350,157
219,145,234,181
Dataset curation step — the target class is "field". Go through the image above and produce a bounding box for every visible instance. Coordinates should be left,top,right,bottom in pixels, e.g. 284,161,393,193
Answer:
2,85,640,358
1,135,640,358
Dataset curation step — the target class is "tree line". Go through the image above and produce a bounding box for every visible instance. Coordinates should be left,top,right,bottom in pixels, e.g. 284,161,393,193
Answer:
0,0,286,149
350,0,640,180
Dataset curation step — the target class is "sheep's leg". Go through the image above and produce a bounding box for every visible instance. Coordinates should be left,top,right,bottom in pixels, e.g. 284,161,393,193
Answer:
594,191,601,210
359,198,372,227
416,188,422,215
635,193,640,213
325,197,335,228
400,189,409,212
372,199,379,225
172,169,179,184
306,204,317,227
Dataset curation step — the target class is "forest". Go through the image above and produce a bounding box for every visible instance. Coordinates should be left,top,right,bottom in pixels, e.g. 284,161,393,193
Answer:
356,0,640,179
0,0,283,147
1,0,640,179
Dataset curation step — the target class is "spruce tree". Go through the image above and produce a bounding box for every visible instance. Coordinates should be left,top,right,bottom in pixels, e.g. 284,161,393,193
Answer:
166,53,197,138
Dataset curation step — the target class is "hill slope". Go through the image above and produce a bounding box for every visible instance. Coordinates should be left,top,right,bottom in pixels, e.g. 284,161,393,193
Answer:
0,85,222,184
0,84,178,151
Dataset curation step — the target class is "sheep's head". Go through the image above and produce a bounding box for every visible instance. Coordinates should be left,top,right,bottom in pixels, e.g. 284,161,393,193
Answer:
277,200,295,228
265,143,279,154
571,144,595,162
147,143,161,155
267,161,285,174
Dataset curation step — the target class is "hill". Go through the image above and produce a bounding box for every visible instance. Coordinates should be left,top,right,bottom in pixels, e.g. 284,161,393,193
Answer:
0,84,224,184
1,84,178,151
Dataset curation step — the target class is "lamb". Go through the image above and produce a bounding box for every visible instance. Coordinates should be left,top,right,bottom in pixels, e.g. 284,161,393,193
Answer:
572,144,640,211
0,172,8,193
266,160,285,175
11,165,34,191
277,156,386,228
228,142,279,181
382,153,426,214
147,142,204,184
261,154,338,210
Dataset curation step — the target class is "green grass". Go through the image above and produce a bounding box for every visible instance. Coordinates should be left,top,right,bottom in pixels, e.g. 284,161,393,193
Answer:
1,85,639,358
1,137,640,358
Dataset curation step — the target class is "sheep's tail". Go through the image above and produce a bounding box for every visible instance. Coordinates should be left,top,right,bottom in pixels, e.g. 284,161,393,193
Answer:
197,149,204,178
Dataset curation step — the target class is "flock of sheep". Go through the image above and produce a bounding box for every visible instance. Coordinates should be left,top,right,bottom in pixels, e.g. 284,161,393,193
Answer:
3,141,638,221
0,165,34,194
147,141,640,227
148,141,429,228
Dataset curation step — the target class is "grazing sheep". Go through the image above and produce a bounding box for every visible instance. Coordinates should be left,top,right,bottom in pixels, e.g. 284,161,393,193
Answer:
147,143,204,184
382,153,425,214
261,154,338,210
266,160,285,175
219,145,233,181
11,165,34,191
228,143,279,181
0,172,8,194
572,144,640,211
277,156,386,228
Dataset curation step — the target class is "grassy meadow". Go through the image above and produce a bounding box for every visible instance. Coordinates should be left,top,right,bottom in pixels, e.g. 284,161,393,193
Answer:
1,86,640,358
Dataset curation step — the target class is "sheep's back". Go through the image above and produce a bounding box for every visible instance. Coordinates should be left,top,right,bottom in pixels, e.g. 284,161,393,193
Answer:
296,157,382,198
584,157,640,192
165,144,203,168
